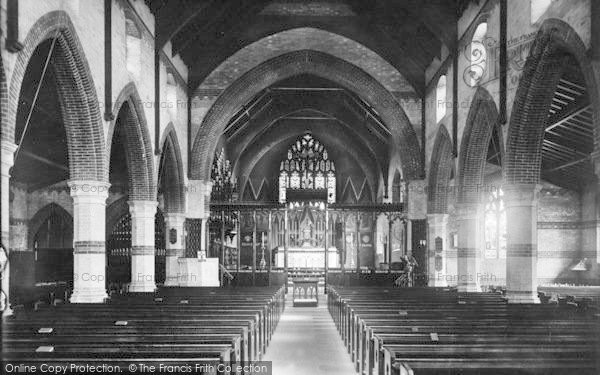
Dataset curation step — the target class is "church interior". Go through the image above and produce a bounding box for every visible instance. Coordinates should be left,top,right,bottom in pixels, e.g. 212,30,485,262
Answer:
1,0,599,374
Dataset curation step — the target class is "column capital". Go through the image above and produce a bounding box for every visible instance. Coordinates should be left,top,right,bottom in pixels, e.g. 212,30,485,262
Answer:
68,180,110,199
163,212,186,223
128,200,158,217
427,213,449,225
1,141,18,176
454,202,482,221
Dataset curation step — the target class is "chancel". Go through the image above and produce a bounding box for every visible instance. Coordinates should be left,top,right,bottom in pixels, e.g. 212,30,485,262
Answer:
1,0,599,374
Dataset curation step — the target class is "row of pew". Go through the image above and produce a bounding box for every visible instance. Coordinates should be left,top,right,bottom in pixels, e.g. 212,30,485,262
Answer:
327,286,600,375
2,286,285,374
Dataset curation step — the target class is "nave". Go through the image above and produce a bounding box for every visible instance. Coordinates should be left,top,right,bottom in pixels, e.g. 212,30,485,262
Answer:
3,282,599,374
1,1,600,374
263,292,356,375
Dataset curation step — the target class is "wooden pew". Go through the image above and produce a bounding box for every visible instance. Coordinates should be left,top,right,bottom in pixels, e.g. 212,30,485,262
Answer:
2,286,285,375
327,286,599,375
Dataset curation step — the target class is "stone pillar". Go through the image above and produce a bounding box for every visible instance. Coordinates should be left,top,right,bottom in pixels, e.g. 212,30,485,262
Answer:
163,212,185,286
504,184,540,303
69,180,110,303
1,142,18,315
407,179,427,258
455,203,482,292
128,200,158,293
180,180,219,287
187,180,212,259
427,213,449,287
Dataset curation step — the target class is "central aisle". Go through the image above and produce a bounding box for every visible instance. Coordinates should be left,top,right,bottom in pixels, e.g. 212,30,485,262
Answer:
263,293,357,374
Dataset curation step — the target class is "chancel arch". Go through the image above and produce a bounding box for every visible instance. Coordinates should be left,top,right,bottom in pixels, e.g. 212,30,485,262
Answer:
190,50,421,184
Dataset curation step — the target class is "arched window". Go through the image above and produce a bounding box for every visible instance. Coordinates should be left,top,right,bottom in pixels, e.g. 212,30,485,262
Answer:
279,133,336,204
484,188,506,259
468,22,488,87
530,0,551,23
436,75,447,123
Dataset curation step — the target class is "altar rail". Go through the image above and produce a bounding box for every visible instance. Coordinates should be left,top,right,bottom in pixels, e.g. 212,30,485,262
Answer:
225,271,287,287
328,271,413,287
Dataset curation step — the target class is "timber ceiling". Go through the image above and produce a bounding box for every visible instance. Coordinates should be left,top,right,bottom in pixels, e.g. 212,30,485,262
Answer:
144,0,468,94
541,54,594,191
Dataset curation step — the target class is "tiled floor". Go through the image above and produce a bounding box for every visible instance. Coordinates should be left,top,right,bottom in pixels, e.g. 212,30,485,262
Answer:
263,294,357,374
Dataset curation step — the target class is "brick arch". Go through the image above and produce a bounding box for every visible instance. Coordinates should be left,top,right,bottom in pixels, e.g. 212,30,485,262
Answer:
0,54,6,141
158,124,185,213
457,87,500,204
107,83,155,201
191,50,420,183
428,125,454,213
27,203,73,250
506,18,599,185
6,11,104,181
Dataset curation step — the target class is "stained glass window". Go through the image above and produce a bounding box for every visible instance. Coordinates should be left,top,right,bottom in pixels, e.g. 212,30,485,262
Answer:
484,188,506,259
279,133,336,204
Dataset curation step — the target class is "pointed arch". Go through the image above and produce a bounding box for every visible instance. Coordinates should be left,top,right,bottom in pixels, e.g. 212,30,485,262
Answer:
108,82,155,200
27,203,73,250
106,197,130,238
191,50,421,184
159,124,185,213
6,11,105,181
428,125,454,213
457,87,501,204
506,18,599,185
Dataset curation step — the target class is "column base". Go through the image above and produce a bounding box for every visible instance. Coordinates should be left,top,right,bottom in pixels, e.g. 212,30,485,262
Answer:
457,283,480,293
2,306,14,317
128,281,157,293
428,276,448,287
163,278,180,287
164,253,182,286
70,288,108,303
507,291,540,304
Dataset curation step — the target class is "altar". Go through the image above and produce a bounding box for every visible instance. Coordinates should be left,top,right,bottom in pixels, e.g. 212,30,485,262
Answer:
276,246,339,269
